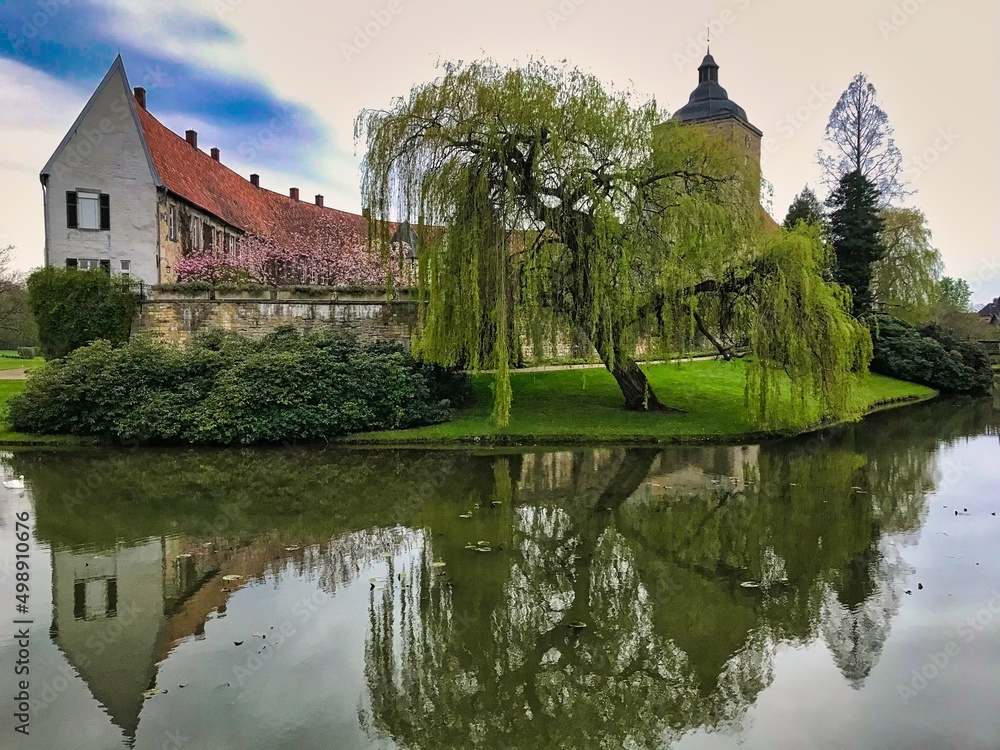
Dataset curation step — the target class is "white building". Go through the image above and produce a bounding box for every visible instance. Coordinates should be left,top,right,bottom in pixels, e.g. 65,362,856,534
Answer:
40,56,369,286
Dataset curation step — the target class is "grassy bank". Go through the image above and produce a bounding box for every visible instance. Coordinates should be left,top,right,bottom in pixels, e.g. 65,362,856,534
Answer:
0,354,45,371
0,380,92,446
0,359,936,449
345,360,937,446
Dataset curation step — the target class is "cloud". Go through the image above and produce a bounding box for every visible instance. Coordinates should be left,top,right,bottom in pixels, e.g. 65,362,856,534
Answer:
0,0,328,181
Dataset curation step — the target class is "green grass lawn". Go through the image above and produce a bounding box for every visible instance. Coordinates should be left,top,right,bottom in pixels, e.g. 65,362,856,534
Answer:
0,358,936,448
346,360,937,446
0,355,45,371
0,379,90,446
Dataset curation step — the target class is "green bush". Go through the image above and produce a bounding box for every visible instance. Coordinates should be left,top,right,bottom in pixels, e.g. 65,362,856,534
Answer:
9,328,472,444
27,267,139,359
16,346,38,359
868,316,993,394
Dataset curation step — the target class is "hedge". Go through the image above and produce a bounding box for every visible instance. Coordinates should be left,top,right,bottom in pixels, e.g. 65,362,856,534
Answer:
9,328,471,444
868,316,993,395
27,267,139,359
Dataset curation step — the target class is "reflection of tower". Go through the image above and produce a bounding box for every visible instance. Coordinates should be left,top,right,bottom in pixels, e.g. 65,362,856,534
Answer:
820,535,912,688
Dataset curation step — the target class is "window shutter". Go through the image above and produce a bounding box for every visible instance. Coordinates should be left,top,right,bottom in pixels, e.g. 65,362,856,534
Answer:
99,194,110,230
66,191,78,228
65,258,78,268
99,259,111,273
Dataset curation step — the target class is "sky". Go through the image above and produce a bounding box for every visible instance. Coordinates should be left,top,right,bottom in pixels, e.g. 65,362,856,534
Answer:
1,0,997,304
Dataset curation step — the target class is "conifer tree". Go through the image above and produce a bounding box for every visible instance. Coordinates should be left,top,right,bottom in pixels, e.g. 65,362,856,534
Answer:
826,171,884,315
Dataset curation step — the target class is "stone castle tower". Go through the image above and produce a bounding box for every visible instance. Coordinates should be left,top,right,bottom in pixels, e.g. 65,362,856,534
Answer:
671,50,762,171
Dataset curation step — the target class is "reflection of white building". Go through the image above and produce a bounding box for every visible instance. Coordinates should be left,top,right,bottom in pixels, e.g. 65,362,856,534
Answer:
48,537,247,740
516,446,761,501
50,540,168,737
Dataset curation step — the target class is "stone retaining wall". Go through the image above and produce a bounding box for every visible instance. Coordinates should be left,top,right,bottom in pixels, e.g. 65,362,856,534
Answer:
137,290,417,347
136,289,601,361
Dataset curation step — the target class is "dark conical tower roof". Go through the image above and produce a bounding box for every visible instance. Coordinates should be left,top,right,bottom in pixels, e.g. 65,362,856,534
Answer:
672,51,754,127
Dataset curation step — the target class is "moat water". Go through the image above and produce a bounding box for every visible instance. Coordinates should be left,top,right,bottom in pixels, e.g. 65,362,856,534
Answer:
1,397,998,749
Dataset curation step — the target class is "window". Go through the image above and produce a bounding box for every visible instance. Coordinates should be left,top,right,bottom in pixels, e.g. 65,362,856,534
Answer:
65,258,78,269
79,258,101,270
66,191,109,230
168,206,178,241
73,576,118,621
203,222,215,251
120,259,131,273
190,216,201,249
227,235,237,254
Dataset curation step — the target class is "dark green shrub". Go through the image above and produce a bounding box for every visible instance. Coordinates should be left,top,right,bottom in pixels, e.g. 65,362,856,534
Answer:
27,267,139,359
16,346,38,359
868,316,993,394
9,329,470,444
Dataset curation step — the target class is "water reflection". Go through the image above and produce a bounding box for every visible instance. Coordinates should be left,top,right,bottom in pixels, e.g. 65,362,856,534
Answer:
1,397,997,749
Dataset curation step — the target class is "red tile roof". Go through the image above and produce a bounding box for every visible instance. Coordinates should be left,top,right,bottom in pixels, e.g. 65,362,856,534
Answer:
134,100,368,249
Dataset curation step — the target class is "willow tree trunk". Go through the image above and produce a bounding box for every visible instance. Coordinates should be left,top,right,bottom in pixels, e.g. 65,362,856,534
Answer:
590,328,679,413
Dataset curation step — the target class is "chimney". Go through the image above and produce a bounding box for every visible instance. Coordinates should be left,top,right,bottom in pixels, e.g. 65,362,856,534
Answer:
315,194,324,207
289,187,299,201
134,87,146,109
211,147,220,162
250,174,260,187
185,130,198,149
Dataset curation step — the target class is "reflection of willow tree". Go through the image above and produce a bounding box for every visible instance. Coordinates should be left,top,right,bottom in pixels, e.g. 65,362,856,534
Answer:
363,399,997,748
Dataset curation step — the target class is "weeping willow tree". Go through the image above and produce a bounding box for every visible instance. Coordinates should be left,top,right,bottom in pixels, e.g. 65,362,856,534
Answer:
357,60,871,426
871,208,942,324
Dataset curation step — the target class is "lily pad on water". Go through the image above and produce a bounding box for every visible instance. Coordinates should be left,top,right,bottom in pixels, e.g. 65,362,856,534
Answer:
475,546,492,553
222,575,242,582
142,688,166,698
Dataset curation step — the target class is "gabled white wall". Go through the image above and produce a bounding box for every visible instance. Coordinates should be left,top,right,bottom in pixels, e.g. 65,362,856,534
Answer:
41,59,160,284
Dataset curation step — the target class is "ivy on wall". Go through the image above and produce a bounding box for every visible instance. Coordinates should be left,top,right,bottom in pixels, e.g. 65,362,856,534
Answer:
27,266,140,359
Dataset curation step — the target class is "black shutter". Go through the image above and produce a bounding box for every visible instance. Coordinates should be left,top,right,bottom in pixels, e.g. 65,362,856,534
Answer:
99,259,111,273
99,194,110,230
65,258,78,269
66,191,78,228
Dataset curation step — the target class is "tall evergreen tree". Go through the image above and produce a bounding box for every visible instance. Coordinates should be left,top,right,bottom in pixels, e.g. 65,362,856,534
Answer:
826,171,884,315
782,187,827,231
